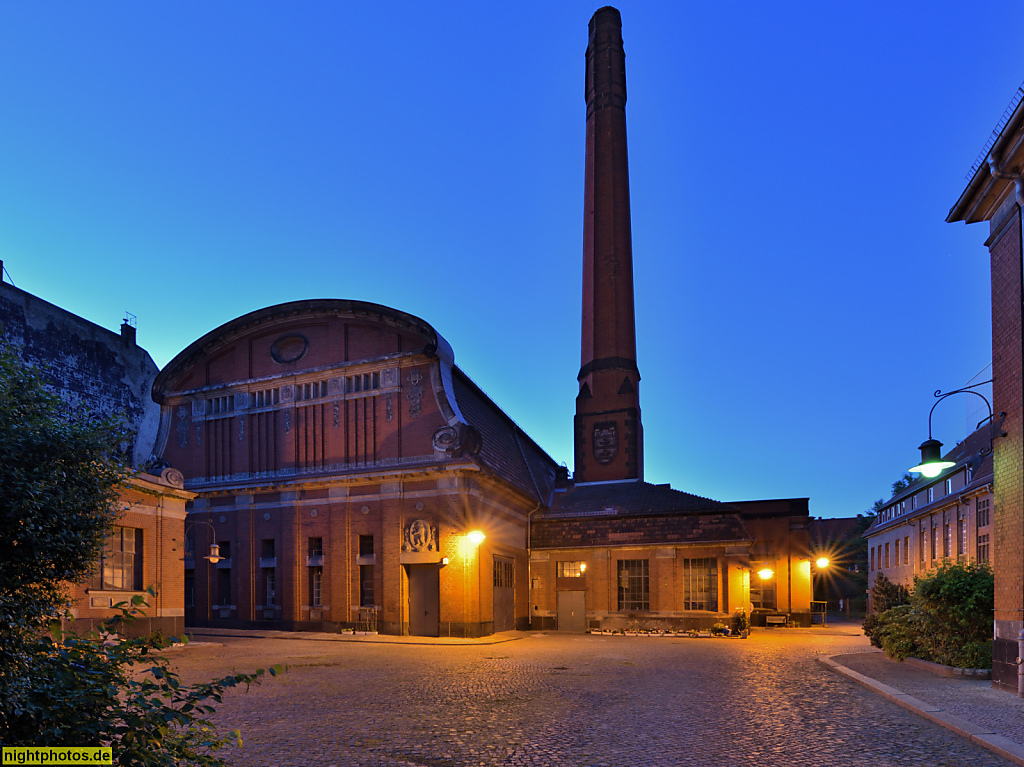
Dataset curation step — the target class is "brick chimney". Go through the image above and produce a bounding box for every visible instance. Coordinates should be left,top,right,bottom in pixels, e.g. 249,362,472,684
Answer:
573,6,643,483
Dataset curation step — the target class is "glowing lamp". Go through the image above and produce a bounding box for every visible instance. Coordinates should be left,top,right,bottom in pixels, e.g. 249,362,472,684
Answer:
580,562,587,573
204,543,222,563
909,439,956,478
815,557,830,569
466,530,486,546
757,568,774,580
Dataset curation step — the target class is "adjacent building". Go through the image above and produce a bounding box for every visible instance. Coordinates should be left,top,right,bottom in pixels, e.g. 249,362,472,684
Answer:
0,279,192,635
865,427,994,600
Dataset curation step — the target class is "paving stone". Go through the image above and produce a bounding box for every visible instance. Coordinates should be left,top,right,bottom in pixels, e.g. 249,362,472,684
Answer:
168,623,1017,766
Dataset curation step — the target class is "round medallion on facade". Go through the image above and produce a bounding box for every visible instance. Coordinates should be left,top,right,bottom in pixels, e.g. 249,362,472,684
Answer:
310,508,318,517
270,334,308,364
263,512,271,521
160,467,184,488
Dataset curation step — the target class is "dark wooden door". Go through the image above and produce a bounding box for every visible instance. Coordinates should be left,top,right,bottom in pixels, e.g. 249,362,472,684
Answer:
557,590,586,632
408,564,439,637
493,556,515,632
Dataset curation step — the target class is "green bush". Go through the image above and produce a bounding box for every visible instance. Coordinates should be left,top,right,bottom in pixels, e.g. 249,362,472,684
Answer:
3,593,284,765
867,562,993,669
862,573,910,647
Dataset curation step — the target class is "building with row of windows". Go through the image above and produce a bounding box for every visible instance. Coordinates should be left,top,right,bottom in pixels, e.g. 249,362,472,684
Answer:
865,426,994,601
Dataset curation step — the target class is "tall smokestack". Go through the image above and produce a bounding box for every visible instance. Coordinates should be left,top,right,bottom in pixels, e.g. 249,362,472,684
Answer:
574,6,643,483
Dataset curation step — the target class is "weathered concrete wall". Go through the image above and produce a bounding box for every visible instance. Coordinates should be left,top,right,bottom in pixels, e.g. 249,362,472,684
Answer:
0,281,160,467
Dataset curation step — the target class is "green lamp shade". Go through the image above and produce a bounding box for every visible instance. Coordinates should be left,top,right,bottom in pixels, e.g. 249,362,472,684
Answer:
909,439,956,478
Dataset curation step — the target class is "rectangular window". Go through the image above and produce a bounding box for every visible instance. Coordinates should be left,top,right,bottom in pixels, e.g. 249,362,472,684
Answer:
217,568,232,607
359,535,374,557
494,559,514,588
911,495,917,510
360,564,374,606
958,519,966,557
263,568,276,607
261,539,275,559
557,561,585,578
682,558,718,611
309,566,323,607
617,559,649,611
751,564,776,610
920,530,927,563
91,526,144,591
884,543,890,569
870,547,875,571
977,498,990,528
903,537,909,566
894,541,900,568
977,534,990,563
184,571,195,608
931,526,938,561
944,523,952,558
218,540,231,562
309,537,323,557
945,478,952,496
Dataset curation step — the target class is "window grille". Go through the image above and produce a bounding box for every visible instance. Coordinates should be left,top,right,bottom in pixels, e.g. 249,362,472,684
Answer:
682,558,717,611
617,559,649,611
977,534,990,563
557,561,584,578
91,526,143,591
977,498,990,528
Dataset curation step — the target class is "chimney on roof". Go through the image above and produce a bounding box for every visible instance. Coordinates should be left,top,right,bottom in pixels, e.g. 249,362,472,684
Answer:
121,312,137,347
574,7,643,483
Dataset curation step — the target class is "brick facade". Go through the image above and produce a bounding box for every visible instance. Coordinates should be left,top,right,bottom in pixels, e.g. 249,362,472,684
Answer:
948,101,1024,694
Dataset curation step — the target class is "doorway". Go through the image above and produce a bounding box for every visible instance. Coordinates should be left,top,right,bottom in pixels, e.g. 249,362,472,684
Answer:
493,555,515,632
557,590,586,632
407,564,439,637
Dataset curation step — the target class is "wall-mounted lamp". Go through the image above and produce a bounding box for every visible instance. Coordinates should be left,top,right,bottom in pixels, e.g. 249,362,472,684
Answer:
466,530,486,546
909,381,1005,478
757,568,774,580
580,562,587,574
815,557,830,569
440,557,449,567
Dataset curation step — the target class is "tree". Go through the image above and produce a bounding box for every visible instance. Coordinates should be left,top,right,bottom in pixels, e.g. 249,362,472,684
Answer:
0,349,279,763
0,348,125,673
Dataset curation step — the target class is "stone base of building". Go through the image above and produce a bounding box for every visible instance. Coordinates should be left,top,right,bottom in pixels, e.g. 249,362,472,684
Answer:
64,615,185,638
992,636,1022,694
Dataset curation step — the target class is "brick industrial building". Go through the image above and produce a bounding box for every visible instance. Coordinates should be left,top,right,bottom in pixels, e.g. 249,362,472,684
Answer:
159,7,817,636
948,89,1024,694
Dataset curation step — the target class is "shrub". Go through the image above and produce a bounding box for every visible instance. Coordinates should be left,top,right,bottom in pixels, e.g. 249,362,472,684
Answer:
4,593,284,765
862,573,910,647
867,562,993,669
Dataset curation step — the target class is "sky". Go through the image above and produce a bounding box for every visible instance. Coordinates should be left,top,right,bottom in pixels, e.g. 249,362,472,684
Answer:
1,1,1020,519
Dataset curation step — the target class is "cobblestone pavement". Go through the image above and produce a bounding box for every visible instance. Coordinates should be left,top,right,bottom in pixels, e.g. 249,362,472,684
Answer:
835,651,1024,747
170,626,1016,767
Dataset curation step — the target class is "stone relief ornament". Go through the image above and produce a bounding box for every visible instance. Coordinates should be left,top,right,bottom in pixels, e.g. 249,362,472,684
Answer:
160,467,184,488
592,422,618,465
284,411,290,433
402,518,438,553
177,406,188,448
381,367,398,388
192,399,206,417
406,370,424,419
233,393,248,411
195,424,202,447
431,424,482,457
238,414,245,441
386,394,393,422
333,402,340,428
280,384,294,403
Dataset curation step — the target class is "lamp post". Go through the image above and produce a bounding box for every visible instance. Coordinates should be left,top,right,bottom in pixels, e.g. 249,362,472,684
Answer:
908,381,1005,478
183,518,222,623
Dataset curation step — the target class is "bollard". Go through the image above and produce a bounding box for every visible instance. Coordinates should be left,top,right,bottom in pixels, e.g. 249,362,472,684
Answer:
1018,627,1024,699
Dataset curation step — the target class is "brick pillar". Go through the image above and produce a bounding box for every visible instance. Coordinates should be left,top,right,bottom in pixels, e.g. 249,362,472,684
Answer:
989,204,1024,693
575,6,643,483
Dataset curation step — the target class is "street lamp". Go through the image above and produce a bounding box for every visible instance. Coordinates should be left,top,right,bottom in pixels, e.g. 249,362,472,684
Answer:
908,381,1005,478
757,567,774,581
815,557,830,570
184,519,222,563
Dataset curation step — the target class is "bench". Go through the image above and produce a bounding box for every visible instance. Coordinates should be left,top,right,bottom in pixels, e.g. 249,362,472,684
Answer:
765,614,789,627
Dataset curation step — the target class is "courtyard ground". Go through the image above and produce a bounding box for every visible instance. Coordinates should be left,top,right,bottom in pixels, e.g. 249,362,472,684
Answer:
168,621,1020,767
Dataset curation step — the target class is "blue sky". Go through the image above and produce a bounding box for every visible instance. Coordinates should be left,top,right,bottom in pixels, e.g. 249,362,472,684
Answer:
1,1,1020,518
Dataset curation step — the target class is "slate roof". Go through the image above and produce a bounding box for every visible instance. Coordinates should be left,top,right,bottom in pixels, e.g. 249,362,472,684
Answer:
532,480,752,549
451,367,558,505
541,481,738,518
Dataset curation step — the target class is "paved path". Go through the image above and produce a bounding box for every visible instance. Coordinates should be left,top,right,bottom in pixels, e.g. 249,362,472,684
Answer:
170,625,1017,766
